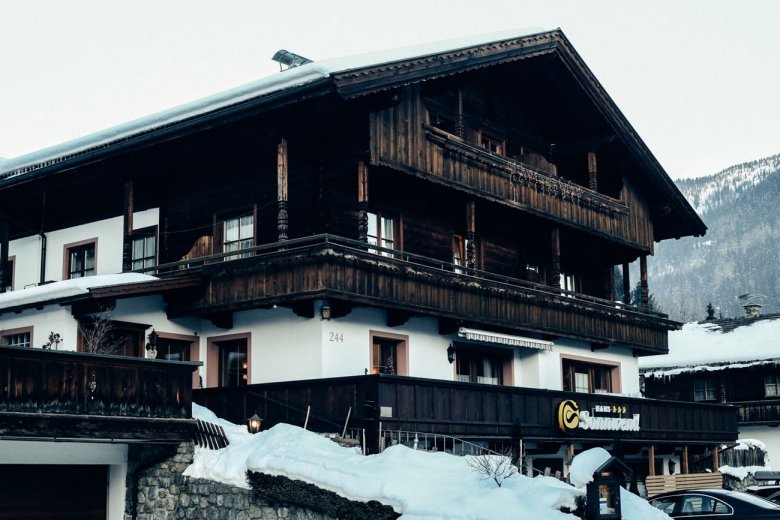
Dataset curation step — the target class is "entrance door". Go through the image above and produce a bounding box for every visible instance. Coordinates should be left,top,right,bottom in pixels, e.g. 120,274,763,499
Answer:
0,465,107,519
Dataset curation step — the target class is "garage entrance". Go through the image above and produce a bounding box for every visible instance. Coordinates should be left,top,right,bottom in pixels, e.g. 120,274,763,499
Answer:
0,465,107,519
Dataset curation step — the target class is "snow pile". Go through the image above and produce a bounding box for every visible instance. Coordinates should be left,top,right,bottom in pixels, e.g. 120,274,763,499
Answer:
186,404,582,519
0,273,158,310
719,466,768,480
568,448,672,520
640,320,780,371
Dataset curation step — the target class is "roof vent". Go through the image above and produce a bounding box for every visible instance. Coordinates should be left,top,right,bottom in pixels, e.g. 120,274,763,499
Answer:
271,50,313,71
739,293,764,318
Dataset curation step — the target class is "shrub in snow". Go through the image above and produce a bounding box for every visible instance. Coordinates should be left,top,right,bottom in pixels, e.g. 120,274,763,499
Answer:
466,451,519,488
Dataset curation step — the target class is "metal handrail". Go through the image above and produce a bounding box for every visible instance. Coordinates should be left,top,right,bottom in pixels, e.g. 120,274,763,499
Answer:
138,233,667,320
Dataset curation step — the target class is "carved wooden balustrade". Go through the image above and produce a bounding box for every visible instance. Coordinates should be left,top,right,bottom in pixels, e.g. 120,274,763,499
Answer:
0,346,199,442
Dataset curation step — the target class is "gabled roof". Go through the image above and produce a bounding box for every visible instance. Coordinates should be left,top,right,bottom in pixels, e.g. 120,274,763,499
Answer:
0,28,705,238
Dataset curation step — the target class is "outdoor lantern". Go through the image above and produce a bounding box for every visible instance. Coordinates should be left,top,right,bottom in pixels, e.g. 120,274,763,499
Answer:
320,302,331,320
146,329,158,349
247,413,263,434
447,343,456,364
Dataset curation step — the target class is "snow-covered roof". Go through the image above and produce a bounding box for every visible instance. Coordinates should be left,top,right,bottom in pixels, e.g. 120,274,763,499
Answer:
639,318,780,373
0,273,158,313
0,28,545,182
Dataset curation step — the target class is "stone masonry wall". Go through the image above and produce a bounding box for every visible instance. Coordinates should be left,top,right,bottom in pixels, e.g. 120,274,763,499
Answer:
126,442,338,520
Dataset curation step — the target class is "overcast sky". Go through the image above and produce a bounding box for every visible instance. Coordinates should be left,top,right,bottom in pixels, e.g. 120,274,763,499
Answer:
1,0,779,179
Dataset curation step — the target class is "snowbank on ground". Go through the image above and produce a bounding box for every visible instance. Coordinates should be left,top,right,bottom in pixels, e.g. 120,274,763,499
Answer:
187,404,580,519
568,448,672,520
188,405,670,519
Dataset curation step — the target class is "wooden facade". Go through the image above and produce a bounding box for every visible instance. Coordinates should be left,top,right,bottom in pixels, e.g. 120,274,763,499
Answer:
0,345,198,442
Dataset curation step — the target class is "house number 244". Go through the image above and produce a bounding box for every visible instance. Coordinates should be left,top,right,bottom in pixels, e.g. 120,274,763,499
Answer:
329,332,344,343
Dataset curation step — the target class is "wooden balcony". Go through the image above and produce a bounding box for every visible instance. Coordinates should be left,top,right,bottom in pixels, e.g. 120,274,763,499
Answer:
154,235,676,354
734,400,780,425
0,345,199,442
195,375,738,454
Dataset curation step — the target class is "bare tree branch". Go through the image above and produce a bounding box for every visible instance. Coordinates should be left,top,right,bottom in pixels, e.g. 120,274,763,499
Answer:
466,450,519,487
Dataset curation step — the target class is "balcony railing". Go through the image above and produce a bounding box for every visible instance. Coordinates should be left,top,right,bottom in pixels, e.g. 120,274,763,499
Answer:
195,375,738,454
0,345,200,442
733,399,780,425
141,234,675,353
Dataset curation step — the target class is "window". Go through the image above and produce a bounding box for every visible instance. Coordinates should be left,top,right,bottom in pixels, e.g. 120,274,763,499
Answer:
367,211,396,257
78,319,144,357
223,213,254,260
370,331,408,376
694,378,718,401
157,338,190,361
453,235,465,272
132,227,157,270
560,272,577,293
455,347,511,386
677,494,731,515
0,327,32,347
766,375,780,397
480,132,504,155
562,358,619,394
64,239,96,279
2,257,13,291
206,334,251,388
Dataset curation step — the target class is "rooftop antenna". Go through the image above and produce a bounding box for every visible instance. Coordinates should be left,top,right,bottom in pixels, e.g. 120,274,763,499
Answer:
271,50,313,71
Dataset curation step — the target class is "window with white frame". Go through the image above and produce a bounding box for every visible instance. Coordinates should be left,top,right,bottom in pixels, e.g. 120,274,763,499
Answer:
0,328,32,348
455,347,510,386
132,227,157,270
560,272,577,293
223,213,254,260
765,375,780,397
694,378,718,401
367,211,395,257
562,358,615,394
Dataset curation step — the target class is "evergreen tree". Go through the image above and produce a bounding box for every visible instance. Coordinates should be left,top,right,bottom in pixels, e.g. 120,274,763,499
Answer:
705,302,716,320
631,281,661,312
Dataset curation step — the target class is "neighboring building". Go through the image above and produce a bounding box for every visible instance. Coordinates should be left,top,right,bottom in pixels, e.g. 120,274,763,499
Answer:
641,305,780,465
1,28,735,501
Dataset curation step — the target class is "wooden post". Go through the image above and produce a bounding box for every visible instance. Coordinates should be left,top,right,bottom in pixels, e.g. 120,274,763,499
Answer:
466,200,476,269
648,445,656,477
277,138,289,241
622,262,631,305
640,254,649,310
606,266,616,301
0,220,8,293
122,180,134,272
456,89,465,138
587,151,598,192
357,161,369,242
713,445,719,473
681,446,689,474
550,227,561,289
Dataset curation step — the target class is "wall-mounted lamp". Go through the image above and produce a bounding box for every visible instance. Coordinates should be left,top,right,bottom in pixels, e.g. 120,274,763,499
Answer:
145,329,159,359
447,343,456,364
320,302,331,320
247,412,263,434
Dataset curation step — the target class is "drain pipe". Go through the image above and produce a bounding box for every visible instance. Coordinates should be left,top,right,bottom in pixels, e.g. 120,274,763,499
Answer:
39,192,47,285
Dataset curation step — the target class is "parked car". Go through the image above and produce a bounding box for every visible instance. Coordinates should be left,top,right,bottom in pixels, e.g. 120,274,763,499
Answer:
745,485,780,505
649,489,780,518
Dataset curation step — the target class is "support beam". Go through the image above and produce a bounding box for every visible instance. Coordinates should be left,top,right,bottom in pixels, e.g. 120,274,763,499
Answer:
648,445,656,477
466,200,476,270
357,161,369,242
122,180,134,272
277,138,289,241
550,227,561,289
0,220,8,293
456,89,465,139
681,446,689,474
587,151,598,192
622,262,631,305
713,445,719,473
640,255,649,310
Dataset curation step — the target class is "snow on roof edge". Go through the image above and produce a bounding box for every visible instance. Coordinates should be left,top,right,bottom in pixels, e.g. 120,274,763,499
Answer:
0,27,548,181
0,273,158,312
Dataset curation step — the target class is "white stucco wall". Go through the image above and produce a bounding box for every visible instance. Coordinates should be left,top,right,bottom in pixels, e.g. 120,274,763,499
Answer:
0,305,78,349
7,208,159,288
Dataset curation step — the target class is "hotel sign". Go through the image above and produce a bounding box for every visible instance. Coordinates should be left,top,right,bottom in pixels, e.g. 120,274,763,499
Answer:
557,400,640,433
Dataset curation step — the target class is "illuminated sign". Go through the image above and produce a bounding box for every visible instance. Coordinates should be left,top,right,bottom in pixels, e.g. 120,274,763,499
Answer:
557,400,640,433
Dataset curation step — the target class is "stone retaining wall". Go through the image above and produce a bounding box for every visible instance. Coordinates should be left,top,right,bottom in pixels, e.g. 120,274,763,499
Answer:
126,442,339,520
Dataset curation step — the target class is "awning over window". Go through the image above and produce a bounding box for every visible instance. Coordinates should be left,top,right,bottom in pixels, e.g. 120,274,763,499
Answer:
457,327,553,351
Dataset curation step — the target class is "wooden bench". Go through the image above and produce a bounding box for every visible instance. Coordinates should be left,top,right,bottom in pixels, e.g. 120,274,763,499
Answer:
646,473,723,497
